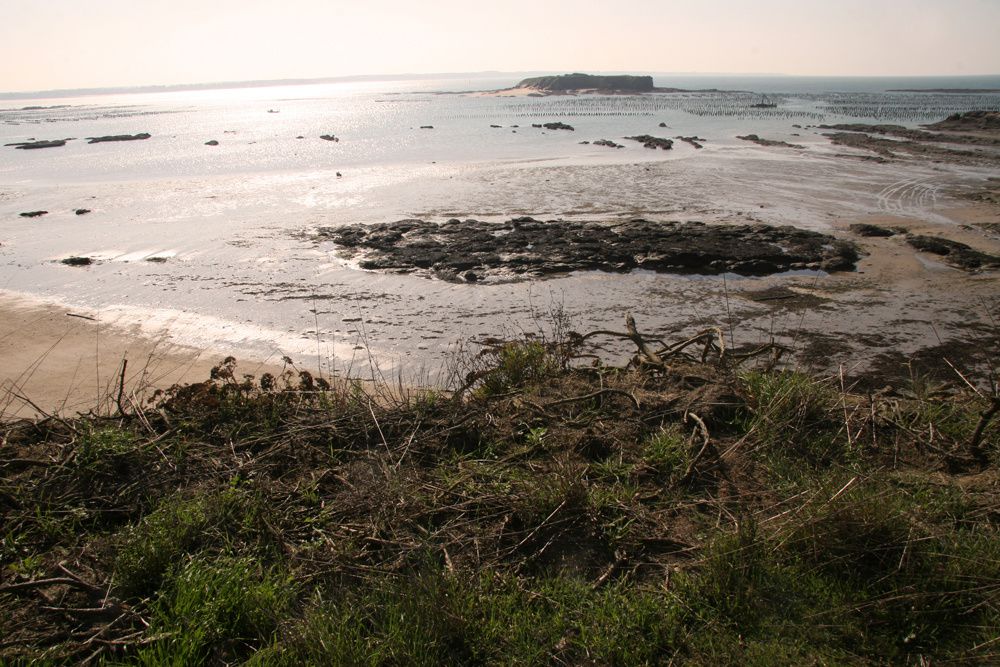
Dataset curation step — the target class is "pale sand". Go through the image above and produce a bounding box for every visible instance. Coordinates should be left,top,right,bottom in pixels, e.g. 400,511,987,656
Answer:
0,292,283,420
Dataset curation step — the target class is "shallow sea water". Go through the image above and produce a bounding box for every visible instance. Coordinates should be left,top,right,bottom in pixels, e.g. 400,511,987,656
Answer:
1,74,998,380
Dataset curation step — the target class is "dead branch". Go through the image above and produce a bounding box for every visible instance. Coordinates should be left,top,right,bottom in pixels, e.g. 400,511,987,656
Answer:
678,412,713,485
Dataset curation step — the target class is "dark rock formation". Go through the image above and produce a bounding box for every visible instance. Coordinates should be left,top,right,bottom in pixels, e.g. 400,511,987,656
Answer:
737,134,804,149
205,140,219,146
75,208,92,216
317,217,859,283
517,73,655,93
906,235,1000,271
19,211,47,218
420,126,434,129
849,224,897,237
538,122,574,131
592,139,624,149
319,135,339,142
926,111,1000,132
86,133,151,144
61,256,94,266
7,139,68,149
819,123,1000,146
675,136,704,149
625,135,673,150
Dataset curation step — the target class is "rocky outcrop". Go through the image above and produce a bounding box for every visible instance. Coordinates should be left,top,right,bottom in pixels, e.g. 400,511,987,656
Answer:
592,139,624,149
86,133,151,144
518,73,655,93
925,111,1000,132
7,139,69,149
675,136,704,149
75,208,92,216
819,123,1000,146
317,218,859,283
205,140,219,146
849,224,897,237
737,134,804,149
531,122,574,131
61,256,94,266
906,235,1000,271
319,135,339,142
625,135,673,150
19,211,47,218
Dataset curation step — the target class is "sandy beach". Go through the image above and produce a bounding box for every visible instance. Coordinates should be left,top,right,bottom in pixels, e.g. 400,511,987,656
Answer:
0,292,284,419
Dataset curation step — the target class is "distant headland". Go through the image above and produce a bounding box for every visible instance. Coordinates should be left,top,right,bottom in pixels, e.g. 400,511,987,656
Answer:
516,73,655,93
478,72,727,97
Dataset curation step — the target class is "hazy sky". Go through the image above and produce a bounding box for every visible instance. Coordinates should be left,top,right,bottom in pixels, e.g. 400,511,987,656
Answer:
3,0,999,91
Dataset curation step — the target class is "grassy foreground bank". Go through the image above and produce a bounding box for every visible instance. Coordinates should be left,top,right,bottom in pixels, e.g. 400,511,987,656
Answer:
1,318,998,665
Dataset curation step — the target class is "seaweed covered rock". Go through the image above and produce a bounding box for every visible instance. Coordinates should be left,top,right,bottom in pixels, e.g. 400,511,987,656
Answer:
624,135,673,150
317,218,859,283
906,234,1000,271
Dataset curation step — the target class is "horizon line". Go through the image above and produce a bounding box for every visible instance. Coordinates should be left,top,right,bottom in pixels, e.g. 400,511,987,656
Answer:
3,69,1000,100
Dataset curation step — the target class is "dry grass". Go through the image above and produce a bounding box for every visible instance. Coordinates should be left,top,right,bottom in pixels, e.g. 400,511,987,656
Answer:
1,317,998,665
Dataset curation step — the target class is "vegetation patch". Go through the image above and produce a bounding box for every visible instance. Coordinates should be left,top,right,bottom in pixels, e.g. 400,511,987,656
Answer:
1,316,998,664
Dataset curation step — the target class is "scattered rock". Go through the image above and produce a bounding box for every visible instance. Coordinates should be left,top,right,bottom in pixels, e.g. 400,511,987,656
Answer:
7,139,69,149
658,122,668,128
542,122,574,131
86,133,151,144
592,139,624,149
19,211,47,218
624,135,673,150
61,256,94,266
205,140,219,146
75,208,92,216
849,223,896,237
320,135,339,142
318,218,859,283
675,136,705,149
737,134,804,149
145,256,169,263
420,126,434,130
906,234,1000,271
490,124,503,128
